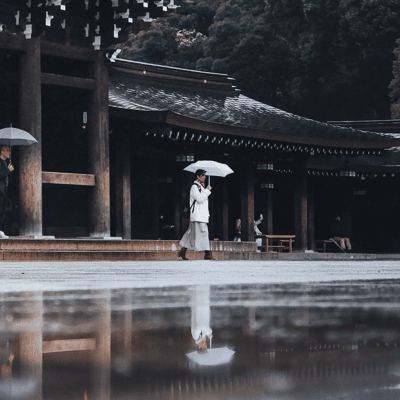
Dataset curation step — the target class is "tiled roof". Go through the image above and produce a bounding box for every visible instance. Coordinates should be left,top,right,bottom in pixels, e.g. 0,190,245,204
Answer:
109,59,400,149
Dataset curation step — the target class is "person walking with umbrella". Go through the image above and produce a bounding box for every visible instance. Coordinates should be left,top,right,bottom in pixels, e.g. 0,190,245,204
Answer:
177,169,215,260
0,146,14,238
0,126,37,238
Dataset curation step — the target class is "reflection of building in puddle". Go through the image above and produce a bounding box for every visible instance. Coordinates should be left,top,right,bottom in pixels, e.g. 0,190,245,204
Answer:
0,339,14,380
0,286,400,399
0,292,42,400
0,290,111,400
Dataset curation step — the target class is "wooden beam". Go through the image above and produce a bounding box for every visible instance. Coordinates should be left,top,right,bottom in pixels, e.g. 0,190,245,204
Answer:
42,171,96,186
41,41,96,62
43,338,96,354
41,72,95,90
0,32,26,52
0,33,95,62
165,112,400,150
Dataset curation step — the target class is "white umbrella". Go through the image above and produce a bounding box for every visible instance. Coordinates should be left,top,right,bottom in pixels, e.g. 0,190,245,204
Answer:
184,160,234,185
186,347,235,367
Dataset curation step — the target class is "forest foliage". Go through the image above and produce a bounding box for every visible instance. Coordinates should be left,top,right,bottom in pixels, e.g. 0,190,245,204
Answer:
117,0,400,122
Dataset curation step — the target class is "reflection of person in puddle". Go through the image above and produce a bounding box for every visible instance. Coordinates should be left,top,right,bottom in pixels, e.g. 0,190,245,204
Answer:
191,285,213,351
195,332,213,351
0,353,14,380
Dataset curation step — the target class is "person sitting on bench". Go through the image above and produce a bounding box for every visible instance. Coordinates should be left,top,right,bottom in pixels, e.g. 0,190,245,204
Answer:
330,215,352,251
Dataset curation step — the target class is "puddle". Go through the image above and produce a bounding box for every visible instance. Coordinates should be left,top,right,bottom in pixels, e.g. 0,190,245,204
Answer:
1,280,400,399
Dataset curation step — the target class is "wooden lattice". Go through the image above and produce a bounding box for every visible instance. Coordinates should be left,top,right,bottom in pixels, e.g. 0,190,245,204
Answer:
0,0,179,49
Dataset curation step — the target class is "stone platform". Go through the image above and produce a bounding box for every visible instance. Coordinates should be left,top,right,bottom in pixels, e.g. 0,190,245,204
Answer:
0,238,258,261
0,238,399,261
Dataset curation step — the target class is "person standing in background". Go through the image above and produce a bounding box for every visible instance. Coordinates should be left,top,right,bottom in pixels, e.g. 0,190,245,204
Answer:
0,146,13,238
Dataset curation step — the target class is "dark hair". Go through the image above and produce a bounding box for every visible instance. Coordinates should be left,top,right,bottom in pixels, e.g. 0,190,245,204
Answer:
195,169,206,177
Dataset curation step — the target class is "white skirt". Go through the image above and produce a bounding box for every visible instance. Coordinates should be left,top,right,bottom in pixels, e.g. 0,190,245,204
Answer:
179,222,210,251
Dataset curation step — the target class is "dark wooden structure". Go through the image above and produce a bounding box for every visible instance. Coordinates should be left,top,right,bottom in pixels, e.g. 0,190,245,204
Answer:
0,1,399,253
108,59,400,252
0,0,174,238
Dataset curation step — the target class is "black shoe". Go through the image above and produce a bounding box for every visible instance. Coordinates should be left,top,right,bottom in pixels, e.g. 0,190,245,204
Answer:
204,251,216,260
177,247,188,260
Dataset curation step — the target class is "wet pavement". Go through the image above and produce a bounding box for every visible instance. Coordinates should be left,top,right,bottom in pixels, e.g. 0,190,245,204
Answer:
1,260,400,399
0,260,400,292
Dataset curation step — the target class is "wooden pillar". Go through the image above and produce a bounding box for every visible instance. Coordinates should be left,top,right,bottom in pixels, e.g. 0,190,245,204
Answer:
115,133,131,239
123,290,133,357
151,161,159,239
294,160,308,250
91,290,111,400
307,176,315,250
262,189,273,235
173,172,181,240
241,162,254,242
173,170,181,239
19,38,42,237
19,292,43,400
222,180,229,241
88,51,110,238
179,171,191,237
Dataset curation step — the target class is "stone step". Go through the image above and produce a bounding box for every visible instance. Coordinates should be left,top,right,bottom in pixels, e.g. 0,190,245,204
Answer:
1,239,396,261
0,238,257,252
0,250,256,262
0,249,397,261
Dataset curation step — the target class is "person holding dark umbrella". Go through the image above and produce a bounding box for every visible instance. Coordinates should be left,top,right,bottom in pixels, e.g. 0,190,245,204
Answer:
177,169,215,260
0,146,13,238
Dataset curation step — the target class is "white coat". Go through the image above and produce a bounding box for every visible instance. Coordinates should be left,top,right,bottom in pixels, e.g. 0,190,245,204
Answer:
190,181,211,223
191,285,213,344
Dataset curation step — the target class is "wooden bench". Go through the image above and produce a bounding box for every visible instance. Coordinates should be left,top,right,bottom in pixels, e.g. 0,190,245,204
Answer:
315,239,342,253
258,235,295,253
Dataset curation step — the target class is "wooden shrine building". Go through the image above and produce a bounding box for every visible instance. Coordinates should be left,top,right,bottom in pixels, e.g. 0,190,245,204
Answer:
0,0,399,253
108,59,400,252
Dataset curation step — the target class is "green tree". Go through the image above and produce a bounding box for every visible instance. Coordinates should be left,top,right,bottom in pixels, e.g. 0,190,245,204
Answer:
116,0,220,69
294,0,400,121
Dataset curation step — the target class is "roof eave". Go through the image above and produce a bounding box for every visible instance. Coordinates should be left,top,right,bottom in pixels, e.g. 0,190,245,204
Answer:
110,107,400,150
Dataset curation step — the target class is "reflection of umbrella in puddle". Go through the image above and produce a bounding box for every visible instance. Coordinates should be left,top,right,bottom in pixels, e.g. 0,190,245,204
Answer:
186,347,235,367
